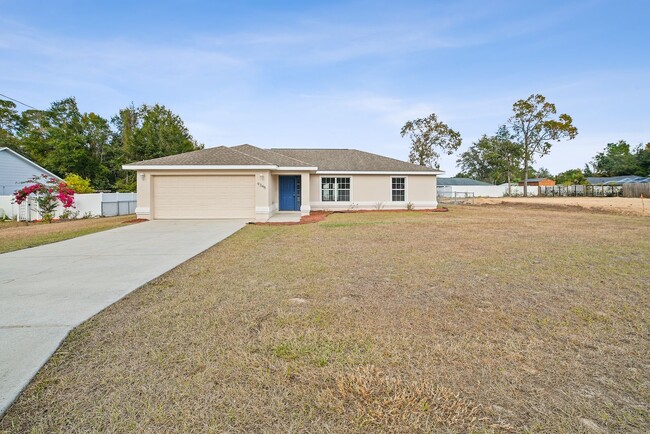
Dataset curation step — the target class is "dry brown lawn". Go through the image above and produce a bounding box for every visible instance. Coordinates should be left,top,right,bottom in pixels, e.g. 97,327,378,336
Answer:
475,196,650,216
1,206,649,433
0,215,139,254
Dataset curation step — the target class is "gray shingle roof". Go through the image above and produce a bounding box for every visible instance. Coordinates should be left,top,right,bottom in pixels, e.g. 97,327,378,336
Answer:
231,144,313,167
128,146,273,166
270,148,438,172
437,177,492,186
126,144,440,173
587,175,650,185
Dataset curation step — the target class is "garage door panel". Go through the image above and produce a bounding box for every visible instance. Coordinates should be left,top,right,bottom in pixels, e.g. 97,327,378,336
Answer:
153,175,255,219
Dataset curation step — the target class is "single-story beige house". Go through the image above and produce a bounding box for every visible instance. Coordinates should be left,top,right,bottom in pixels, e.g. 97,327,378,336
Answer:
123,144,442,221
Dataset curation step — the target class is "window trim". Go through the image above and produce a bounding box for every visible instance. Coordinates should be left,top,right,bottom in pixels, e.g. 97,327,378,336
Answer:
320,176,352,202
391,176,407,202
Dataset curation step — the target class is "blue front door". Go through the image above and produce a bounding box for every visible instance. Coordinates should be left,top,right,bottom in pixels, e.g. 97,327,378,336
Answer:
279,176,301,211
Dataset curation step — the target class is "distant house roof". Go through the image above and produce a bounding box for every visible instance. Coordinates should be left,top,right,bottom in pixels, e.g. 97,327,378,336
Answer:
124,144,443,174
437,177,492,186
526,178,550,183
587,175,650,185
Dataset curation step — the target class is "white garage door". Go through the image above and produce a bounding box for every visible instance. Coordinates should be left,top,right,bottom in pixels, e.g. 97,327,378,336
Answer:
153,175,255,219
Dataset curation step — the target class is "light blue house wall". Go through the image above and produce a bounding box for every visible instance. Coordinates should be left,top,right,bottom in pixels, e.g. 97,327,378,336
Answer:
0,147,60,195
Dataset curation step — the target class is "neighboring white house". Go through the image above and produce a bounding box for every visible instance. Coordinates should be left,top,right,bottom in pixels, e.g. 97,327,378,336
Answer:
123,144,443,221
0,147,61,195
0,147,139,221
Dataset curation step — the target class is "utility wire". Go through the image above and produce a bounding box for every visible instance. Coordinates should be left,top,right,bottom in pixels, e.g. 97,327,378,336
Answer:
0,92,40,110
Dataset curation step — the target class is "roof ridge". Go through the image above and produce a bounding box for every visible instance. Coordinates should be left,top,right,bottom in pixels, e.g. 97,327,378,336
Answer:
227,145,275,165
263,148,314,167
351,148,431,170
271,148,351,151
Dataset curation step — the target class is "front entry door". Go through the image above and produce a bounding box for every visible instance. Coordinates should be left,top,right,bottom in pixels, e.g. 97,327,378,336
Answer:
279,176,301,211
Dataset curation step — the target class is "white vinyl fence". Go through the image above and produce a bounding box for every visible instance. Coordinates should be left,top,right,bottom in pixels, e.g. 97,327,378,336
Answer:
0,192,136,221
437,184,540,199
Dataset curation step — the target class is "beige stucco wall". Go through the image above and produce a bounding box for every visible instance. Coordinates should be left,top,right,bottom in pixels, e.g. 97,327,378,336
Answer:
309,174,437,210
135,169,276,221
134,170,437,220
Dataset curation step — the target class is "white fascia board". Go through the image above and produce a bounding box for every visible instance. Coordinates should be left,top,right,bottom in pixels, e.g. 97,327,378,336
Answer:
274,166,318,171
315,170,444,175
122,164,277,171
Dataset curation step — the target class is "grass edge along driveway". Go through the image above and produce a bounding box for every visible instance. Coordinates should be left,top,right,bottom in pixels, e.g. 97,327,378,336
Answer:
0,215,140,254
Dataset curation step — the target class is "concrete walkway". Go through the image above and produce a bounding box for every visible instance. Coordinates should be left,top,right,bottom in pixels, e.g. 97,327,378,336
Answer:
267,212,302,223
0,219,246,415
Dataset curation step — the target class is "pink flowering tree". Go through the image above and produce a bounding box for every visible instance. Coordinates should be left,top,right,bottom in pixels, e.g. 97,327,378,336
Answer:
13,174,76,223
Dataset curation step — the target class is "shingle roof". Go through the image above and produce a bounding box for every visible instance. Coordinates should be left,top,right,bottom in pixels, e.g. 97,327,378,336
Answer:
126,144,440,173
231,144,313,167
587,175,650,185
437,177,492,186
270,148,439,172
128,146,274,166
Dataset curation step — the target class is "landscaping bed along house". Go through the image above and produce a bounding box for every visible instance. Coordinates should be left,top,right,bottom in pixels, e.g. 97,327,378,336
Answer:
1,205,648,433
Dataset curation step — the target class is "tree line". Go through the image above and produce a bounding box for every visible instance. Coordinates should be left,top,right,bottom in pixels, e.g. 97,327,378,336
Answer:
401,93,649,194
3,94,647,194
0,97,203,191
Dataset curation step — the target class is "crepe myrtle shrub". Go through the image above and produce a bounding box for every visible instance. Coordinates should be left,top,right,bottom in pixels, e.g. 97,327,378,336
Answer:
12,174,75,223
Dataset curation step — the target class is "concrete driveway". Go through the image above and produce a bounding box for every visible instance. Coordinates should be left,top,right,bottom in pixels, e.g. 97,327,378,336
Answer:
0,219,246,415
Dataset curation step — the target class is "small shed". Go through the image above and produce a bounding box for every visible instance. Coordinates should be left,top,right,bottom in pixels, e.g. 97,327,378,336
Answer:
519,178,555,187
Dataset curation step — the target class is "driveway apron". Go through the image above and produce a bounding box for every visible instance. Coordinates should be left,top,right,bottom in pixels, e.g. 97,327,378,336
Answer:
0,219,246,415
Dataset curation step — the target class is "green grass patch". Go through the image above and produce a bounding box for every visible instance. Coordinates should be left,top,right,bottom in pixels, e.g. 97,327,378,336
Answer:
0,215,137,254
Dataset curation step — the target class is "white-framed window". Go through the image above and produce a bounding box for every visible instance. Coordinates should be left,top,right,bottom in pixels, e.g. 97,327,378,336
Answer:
321,177,351,202
391,177,406,201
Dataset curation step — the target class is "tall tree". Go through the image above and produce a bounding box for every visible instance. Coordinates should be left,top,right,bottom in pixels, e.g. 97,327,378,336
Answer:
592,140,642,176
8,97,206,191
508,94,578,196
16,98,112,186
134,104,203,160
0,99,21,152
16,108,51,164
44,97,93,179
81,112,113,189
111,103,203,190
457,125,522,190
532,167,553,179
555,168,587,185
401,113,461,168
635,142,650,175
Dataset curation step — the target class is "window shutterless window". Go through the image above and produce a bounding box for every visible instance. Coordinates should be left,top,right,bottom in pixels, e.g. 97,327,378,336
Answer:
321,177,336,201
321,177,351,202
391,177,405,201
336,177,350,201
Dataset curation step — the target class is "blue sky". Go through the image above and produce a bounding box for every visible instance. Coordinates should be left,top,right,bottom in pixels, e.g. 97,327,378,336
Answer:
1,0,648,174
